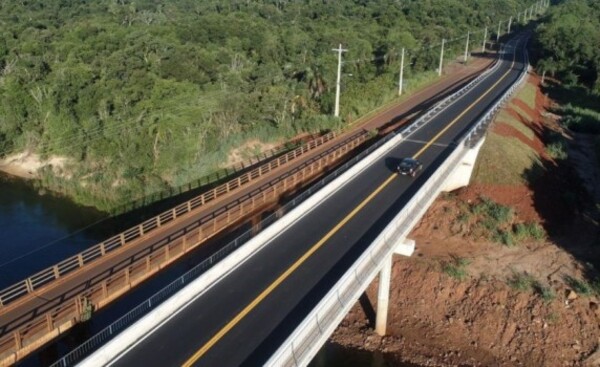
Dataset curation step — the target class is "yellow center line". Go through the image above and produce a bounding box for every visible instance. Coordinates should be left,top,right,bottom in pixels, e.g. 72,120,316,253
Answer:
183,41,522,367
413,51,518,159
182,173,397,366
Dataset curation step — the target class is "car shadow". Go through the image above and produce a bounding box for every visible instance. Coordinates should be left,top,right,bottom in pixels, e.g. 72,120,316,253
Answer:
384,157,400,173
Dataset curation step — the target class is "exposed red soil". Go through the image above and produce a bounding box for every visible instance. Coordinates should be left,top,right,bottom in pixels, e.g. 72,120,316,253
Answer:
330,73,600,366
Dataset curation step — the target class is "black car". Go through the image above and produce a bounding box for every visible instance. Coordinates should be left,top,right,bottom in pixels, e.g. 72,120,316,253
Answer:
397,157,423,177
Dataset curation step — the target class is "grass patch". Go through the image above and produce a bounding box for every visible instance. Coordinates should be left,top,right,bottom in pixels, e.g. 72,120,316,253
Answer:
496,109,535,140
508,270,553,301
546,140,568,160
536,285,556,303
443,257,471,281
508,271,538,291
519,82,538,110
462,197,546,245
473,132,543,185
513,222,546,241
510,102,535,123
564,276,596,297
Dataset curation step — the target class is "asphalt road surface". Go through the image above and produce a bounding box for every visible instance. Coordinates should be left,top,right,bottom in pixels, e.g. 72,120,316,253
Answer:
108,35,528,367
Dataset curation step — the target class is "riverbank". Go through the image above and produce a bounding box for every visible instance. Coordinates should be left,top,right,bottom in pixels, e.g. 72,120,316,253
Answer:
0,152,69,180
330,73,600,365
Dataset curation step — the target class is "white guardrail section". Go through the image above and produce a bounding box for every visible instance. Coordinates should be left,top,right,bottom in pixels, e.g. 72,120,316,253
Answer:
76,42,508,367
266,38,529,367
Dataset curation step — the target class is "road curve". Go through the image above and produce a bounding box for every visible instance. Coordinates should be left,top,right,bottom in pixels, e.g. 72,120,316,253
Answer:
108,36,528,367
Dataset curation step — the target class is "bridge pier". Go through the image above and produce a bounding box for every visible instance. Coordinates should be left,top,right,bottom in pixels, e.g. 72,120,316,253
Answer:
375,238,415,336
442,137,486,192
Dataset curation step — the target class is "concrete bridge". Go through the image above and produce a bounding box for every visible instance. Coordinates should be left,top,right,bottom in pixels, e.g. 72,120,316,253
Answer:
69,35,530,367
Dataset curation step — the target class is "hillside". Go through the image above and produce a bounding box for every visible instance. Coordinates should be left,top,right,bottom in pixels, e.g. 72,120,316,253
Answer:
0,0,539,211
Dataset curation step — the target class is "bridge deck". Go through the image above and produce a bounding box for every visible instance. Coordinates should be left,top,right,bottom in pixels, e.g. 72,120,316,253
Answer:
0,55,494,365
105,40,526,367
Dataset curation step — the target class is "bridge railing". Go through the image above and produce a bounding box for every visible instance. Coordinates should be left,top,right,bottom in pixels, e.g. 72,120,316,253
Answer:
46,122,421,367
0,132,337,309
266,38,529,367
0,130,370,367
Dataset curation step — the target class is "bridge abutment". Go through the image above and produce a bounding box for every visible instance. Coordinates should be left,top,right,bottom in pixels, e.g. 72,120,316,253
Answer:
442,137,486,192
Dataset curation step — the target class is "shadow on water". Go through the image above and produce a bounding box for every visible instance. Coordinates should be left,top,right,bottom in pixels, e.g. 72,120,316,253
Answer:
310,342,421,367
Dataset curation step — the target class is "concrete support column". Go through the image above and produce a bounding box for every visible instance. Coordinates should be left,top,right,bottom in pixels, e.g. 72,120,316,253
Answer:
375,254,393,336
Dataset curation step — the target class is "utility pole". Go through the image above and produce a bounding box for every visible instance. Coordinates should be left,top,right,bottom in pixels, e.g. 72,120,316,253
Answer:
507,16,512,33
438,39,445,76
332,43,347,117
482,26,487,53
398,47,405,96
496,20,502,44
464,31,470,63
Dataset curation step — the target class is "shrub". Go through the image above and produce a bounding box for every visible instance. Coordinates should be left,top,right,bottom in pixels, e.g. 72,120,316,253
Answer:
565,276,594,297
508,271,537,291
513,222,546,241
546,141,568,160
443,257,471,281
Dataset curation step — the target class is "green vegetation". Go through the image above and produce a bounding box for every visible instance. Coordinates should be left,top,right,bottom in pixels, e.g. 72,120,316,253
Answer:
455,197,546,246
559,103,600,134
0,0,540,211
508,271,538,291
507,270,554,301
474,133,543,185
545,140,568,160
513,222,546,241
518,82,538,110
442,257,471,280
564,275,600,297
473,79,544,186
534,0,600,94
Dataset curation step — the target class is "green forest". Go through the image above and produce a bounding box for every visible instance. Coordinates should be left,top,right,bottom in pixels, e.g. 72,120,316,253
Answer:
534,0,600,92
0,0,540,211
534,0,600,137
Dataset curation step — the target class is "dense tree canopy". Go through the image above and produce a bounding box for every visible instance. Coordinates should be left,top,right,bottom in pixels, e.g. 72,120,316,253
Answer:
534,0,600,92
0,0,538,210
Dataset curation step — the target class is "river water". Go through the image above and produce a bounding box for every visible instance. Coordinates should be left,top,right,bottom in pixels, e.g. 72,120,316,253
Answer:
0,173,415,366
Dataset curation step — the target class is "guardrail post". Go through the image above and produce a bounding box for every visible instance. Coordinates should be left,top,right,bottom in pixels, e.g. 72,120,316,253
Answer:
53,265,60,279
77,254,84,267
102,280,108,297
164,245,170,261
13,331,22,349
138,224,144,236
46,313,53,331
25,279,34,293
146,257,151,272
125,267,130,284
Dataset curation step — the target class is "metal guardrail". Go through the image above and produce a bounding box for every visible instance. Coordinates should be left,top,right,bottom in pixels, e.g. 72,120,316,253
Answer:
266,36,530,367
0,132,336,309
44,43,520,367
46,121,418,367
0,130,368,367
